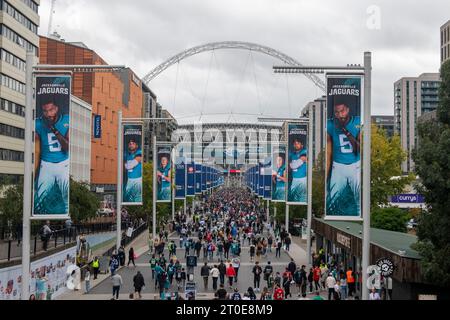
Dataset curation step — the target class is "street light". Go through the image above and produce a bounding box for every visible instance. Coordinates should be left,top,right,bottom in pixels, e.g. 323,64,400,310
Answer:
271,52,372,300
22,58,129,300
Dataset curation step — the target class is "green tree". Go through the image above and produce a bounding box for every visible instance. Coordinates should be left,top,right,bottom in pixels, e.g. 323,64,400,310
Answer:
69,179,100,222
0,183,23,230
412,60,450,287
371,207,409,232
371,124,413,209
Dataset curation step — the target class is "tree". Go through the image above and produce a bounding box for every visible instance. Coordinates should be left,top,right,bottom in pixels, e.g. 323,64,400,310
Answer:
69,179,100,222
371,207,409,233
412,60,450,287
370,124,413,209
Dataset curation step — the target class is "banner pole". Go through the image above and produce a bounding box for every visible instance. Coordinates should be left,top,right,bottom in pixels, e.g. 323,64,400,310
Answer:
285,204,289,234
21,51,34,300
116,110,123,251
307,108,313,267
153,134,157,241
172,148,175,221
362,52,372,300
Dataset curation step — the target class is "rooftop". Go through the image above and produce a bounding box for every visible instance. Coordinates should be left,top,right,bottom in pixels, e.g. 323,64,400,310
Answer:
314,218,421,260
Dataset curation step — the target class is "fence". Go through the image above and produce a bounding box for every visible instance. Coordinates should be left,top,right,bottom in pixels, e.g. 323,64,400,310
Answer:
0,220,143,263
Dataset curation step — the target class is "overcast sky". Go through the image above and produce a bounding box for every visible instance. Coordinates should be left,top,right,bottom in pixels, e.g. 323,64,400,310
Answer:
38,0,449,125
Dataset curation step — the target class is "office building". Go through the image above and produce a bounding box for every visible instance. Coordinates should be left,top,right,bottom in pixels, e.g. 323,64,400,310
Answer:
301,96,326,165
394,73,440,173
441,20,450,65
372,115,395,138
0,0,39,185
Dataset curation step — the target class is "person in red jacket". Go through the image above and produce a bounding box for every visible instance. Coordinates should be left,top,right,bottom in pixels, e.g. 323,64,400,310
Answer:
273,283,285,300
313,265,321,291
226,263,236,288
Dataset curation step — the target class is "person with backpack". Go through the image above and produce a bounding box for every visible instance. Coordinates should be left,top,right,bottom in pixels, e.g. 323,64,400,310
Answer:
109,254,119,275
287,258,296,275
263,261,273,287
252,261,262,291
273,284,284,300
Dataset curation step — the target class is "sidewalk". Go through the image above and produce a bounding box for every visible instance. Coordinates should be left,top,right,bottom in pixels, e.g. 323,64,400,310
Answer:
57,230,149,300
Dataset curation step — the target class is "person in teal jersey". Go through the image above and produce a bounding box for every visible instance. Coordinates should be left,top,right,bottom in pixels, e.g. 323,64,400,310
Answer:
157,155,171,200
288,138,307,203
272,155,287,201
326,99,361,216
34,99,70,214
123,139,142,203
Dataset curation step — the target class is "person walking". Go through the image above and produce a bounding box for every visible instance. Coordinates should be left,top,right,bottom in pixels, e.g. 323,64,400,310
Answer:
128,247,136,267
326,273,336,300
40,221,52,251
260,287,271,300
249,243,256,262
149,254,158,280
252,261,262,291
282,270,292,298
333,280,341,300
263,261,273,287
273,284,284,300
111,271,123,300
230,288,242,300
210,265,220,291
340,271,348,300
133,271,145,299
284,235,291,251
313,265,321,291
267,236,273,253
231,257,240,283
92,257,100,280
276,238,282,258
247,287,257,300
299,265,308,297
218,260,226,286
307,267,314,293
118,246,126,266
347,267,355,297
226,263,236,288
215,284,228,300
201,262,210,290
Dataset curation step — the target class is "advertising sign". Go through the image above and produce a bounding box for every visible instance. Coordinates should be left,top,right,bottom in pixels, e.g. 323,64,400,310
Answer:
156,145,172,202
122,124,143,205
286,122,308,205
271,145,286,202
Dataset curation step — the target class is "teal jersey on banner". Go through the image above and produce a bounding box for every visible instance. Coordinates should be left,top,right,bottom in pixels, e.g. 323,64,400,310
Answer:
35,114,70,163
289,149,307,179
276,164,286,189
327,116,361,165
125,148,142,179
159,164,171,188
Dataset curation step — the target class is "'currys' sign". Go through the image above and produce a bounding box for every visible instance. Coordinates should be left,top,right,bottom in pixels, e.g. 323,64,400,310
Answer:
390,194,425,204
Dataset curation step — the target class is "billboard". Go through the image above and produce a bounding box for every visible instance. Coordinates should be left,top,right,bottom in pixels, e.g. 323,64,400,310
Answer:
175,157,186,199
258,162,264,197
195,164,202,194
263,157,272,200
271,144,286,202
286,122,308,205
201,164,206,192
93,114,101,139
122,124,143,205
33,75,71,219
325,75,363,220
186,162,195,197
156,145,172,202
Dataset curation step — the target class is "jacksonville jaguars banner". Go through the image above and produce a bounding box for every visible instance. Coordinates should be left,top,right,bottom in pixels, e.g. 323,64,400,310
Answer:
258,162,264,197
195,164,202,194
122,124,143,205
271,144,286,202
263,157,272,200
201,164,207,192
186,162,195,197
175,156,186,199
287,122,308,205
156,145,172,202
325,75,362,220
33,75,71,219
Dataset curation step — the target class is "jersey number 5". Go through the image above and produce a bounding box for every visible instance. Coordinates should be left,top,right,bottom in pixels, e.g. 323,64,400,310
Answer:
47,133,62,152
339,134,353,154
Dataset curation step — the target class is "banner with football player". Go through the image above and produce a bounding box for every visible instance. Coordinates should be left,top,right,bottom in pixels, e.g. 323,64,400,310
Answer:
286,122,308,205
263,157,272,200
156,145,172,202
271,144,286,202
122,124,143,205
325,75,362,220
33,75,71,219
195,164,202,194
186,162,195,197
175,156,186,199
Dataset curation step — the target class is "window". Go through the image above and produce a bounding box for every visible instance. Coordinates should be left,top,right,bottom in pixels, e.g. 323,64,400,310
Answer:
0,24,38,55
0,148,24,161
21,0,38,13
0,73,25,94
0,123,25,139
2,0,38,34
1,48,26,71
0,98,25,117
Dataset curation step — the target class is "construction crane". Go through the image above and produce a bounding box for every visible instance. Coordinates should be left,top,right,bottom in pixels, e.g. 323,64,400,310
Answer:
47,0,56,37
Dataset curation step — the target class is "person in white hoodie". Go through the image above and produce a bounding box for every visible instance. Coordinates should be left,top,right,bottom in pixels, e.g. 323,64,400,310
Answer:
210,265,220,291
326,273,336,300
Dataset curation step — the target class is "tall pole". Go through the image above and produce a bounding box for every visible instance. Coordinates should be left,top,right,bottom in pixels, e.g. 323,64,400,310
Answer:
285,204,289,233
152,134,157,240
21,51,34,300
266,200,269,224
116,110,123,251
171,149,175,221
274,206,277,232
362,52,372,300
307,107,313,267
